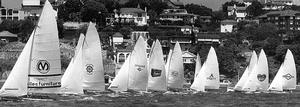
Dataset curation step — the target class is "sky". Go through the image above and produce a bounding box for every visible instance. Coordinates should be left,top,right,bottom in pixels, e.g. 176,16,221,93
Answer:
181,0,243,11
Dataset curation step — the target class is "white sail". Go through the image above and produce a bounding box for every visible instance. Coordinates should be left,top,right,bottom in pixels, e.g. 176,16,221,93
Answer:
167,42,184,89
282,49,296,90
0,36,33,96
268,64,283,91
234,51,257,91
165,49,172,82
128,36,148,91
243,49,269,91
194,54,202,81
190,61,206,92
268,49,296,91
60,35,86,94
61,34,85,85
60,46,84,94
82,22,105,91
28,0,62,93
147,40,167,91
108,55,130,92
203,47,220,89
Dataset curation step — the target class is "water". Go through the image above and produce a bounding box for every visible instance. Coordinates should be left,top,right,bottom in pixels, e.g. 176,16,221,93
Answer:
0,91,300,107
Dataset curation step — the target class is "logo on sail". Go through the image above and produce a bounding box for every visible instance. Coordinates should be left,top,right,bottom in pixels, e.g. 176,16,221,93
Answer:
151,69,162,77
283,73,294,80
257,74,266,82
37,60,50,74
207,74,216,80
171,71,178,77
86,64,94,75
135,64,145,72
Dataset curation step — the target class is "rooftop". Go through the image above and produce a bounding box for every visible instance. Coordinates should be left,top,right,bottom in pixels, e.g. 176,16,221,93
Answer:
0,31,17,38
220,20,238,25
120,8,146,14
258,10,300,18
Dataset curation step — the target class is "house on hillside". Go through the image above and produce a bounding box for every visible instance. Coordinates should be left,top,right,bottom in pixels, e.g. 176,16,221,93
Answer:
196,33,221,45
227,5,247,22
0,31,18,42
106,7,149,26
220,20,237,33
258,10,300,41
182,51,196,64
163,0,184,9
159,9,198,25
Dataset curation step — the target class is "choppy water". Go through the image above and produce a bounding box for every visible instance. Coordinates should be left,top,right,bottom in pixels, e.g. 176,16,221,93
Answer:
1,91,300,107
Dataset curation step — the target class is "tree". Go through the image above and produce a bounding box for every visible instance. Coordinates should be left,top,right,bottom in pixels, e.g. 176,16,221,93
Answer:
80,0,107,24
57,0,83,21
246,1,264,18
119,27,133,39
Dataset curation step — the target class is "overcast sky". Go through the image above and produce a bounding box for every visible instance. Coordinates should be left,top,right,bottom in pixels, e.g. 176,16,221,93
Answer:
181,0,243,11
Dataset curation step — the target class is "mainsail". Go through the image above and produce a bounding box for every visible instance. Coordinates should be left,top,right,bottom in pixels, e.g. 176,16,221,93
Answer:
0,36,33,96
194,54,202,81
60,34,85,94
167,42,184,89
147,40,167,91
190,61,206,92
165,49,172,82
243,49,268,91
108,55,130,92
28,0,62,93
203,47,220,89
268,49,296,91
60,45,84,94
128,36,148,91
234,51,257,91
82,22,105,91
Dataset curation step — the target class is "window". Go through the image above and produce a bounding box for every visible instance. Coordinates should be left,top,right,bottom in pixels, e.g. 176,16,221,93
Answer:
13,10,18,13
275,17,278,20
137,13,142,17
1,9,6,15
8,9,12,15
296,16,300,20
290,21,293,24
290,16,294,19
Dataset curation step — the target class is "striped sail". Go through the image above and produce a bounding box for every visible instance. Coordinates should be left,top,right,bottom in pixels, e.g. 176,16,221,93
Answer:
0,35,33,96
167,42,184,89
28,0,62,93
82,22,105,91
128,36,148,91
234,51,257,91
147,40,167,91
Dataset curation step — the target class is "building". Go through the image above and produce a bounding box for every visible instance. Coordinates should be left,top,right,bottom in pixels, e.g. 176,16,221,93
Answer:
182,51,196,64
262,0,294,10
106,7,149,26
0,8,25,21
243,0,258,6
131,31,149,42
220,20,237,33
112,32,124,45
159,9,198,25
0,31,18,42
196,33,221,45
227,5,247,22
258,10,300,40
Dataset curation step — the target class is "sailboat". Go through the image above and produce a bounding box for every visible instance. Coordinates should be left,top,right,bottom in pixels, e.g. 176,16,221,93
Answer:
268,49,296,91
234,51,257,91
60,34,85,94
242,49,269,92
108,55,130,92
191,47,219,91
193,54,202,82
0,0,61,96
128,36,148,91
147,39,167,91
82,22,105,91
166,42,184,90
165,49,173,82
109,36,148,92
